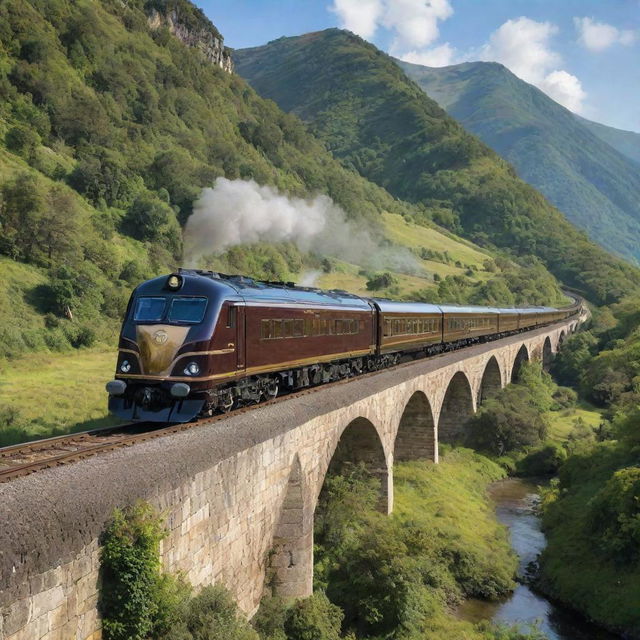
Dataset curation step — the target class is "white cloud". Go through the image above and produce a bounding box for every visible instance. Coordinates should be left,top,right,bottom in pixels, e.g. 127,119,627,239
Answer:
330,0,453,53
329,0,383,39
539,70,587,113
479,17,560,84
575,17,636,52
400,42,456,66
382,0,453,49
476,17,586,113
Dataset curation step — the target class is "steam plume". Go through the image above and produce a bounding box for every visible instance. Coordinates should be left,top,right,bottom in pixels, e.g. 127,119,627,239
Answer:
183,178,419,273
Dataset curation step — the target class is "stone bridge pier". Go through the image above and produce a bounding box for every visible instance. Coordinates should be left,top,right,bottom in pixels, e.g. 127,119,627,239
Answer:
0,318,582,640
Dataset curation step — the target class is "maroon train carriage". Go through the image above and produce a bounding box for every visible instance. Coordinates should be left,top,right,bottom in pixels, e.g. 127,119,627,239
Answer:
106,270,580,423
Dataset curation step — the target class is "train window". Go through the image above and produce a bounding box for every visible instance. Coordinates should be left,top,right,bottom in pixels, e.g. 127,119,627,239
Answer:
273,320,282,339
169,297,208,324
335,320,343,335
283,319,293,338
226,305,237,329
304,319,313,336
261,319,271,339
134,297,166,322
294,319,304,337
384,320,391,337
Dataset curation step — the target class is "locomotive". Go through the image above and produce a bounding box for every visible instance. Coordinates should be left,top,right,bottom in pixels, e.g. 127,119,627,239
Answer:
106,269,580,422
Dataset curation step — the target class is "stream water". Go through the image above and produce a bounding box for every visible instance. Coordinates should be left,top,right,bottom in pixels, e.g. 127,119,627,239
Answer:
455,478,620,640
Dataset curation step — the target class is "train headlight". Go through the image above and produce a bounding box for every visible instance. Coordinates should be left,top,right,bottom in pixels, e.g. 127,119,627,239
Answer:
120,360,131,373
184,362,200,376
167,274,182,290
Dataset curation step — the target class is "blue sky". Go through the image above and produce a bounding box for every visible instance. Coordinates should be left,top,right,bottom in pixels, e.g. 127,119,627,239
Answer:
200,0,639,132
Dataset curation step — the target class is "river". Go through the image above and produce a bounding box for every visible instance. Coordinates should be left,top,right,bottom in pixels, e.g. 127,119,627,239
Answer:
455,478,620,640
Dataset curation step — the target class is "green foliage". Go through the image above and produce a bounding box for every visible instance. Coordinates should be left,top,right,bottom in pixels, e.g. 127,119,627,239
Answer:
253,594,344,640
538,441,640,635
283,593,343,640
313,452,517,638
465,362,554,455
516,443,567,476
365,271,397,291
100,502,166,640
162,585,259,640
588,467,640,563
236,31,640,306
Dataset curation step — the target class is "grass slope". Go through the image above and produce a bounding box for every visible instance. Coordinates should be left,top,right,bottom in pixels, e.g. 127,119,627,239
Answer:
396,59,640,264
234,31,640,305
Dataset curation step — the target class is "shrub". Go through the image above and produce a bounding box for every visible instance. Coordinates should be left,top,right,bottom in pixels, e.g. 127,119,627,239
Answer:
122,195,173,242
516,443,567,476
588,467,640,562
5,125,40,158
163,585,258,640
366,271,397,291
100,503,166,640
283,593,343,640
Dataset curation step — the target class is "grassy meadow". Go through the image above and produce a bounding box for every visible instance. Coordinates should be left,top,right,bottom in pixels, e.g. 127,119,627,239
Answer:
0,347,119,445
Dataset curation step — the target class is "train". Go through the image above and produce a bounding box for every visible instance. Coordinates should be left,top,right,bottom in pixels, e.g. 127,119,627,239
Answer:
106,269,581,422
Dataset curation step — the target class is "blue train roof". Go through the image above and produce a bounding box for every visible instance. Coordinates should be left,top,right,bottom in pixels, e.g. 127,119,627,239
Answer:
177,270,372,310
437,304,500,314
371,299,442,314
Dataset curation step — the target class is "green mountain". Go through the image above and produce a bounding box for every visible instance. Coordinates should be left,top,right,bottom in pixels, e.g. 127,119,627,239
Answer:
575,115,640,166
234,29,640,305
0,0,570,359
393,59,640,263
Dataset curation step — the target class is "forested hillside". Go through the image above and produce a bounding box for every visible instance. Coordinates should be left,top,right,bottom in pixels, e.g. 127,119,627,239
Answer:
235,30,640,304
0,0,509,359
394,59,640,263
576,115,640,166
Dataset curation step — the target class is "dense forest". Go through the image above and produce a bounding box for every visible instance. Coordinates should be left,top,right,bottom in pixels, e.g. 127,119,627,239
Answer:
235,29,640,306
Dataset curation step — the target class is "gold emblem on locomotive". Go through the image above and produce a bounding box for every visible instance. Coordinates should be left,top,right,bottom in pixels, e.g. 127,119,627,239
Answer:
153,329,168,345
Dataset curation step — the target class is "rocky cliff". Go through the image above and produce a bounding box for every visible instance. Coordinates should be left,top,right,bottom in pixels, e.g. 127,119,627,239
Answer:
147,3,233,72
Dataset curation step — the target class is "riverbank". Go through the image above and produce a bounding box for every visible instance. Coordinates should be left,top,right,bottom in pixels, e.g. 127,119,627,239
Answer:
537,442,640,639
456,477,621,640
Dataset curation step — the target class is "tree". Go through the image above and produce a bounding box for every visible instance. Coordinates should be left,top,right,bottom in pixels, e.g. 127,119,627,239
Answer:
122,195,172,242
366,272,397,291
588,467,640,562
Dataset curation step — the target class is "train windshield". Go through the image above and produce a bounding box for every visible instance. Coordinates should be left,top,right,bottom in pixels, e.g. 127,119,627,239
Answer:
134,297,166,322
168,297,208,324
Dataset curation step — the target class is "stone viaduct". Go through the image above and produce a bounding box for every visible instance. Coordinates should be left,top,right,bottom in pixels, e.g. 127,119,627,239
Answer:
0,318,582,640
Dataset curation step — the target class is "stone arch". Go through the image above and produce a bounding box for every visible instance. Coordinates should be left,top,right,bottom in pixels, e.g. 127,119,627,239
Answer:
511,344,529,382
266,454,313,599
395,391,436,463
559,330,567,346
542,337,553,371
324,417,391,514
478,356,502,404
438,371,475,445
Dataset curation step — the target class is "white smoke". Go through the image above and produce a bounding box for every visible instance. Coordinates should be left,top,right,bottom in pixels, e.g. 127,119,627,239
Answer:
298,270,322,287
183,178,420,274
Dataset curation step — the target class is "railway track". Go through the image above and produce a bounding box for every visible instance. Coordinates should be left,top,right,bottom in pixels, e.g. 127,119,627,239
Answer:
0,315,582,484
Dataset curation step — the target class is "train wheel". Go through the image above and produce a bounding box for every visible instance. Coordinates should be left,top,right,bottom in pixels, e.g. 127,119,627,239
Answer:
266,378,279,400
